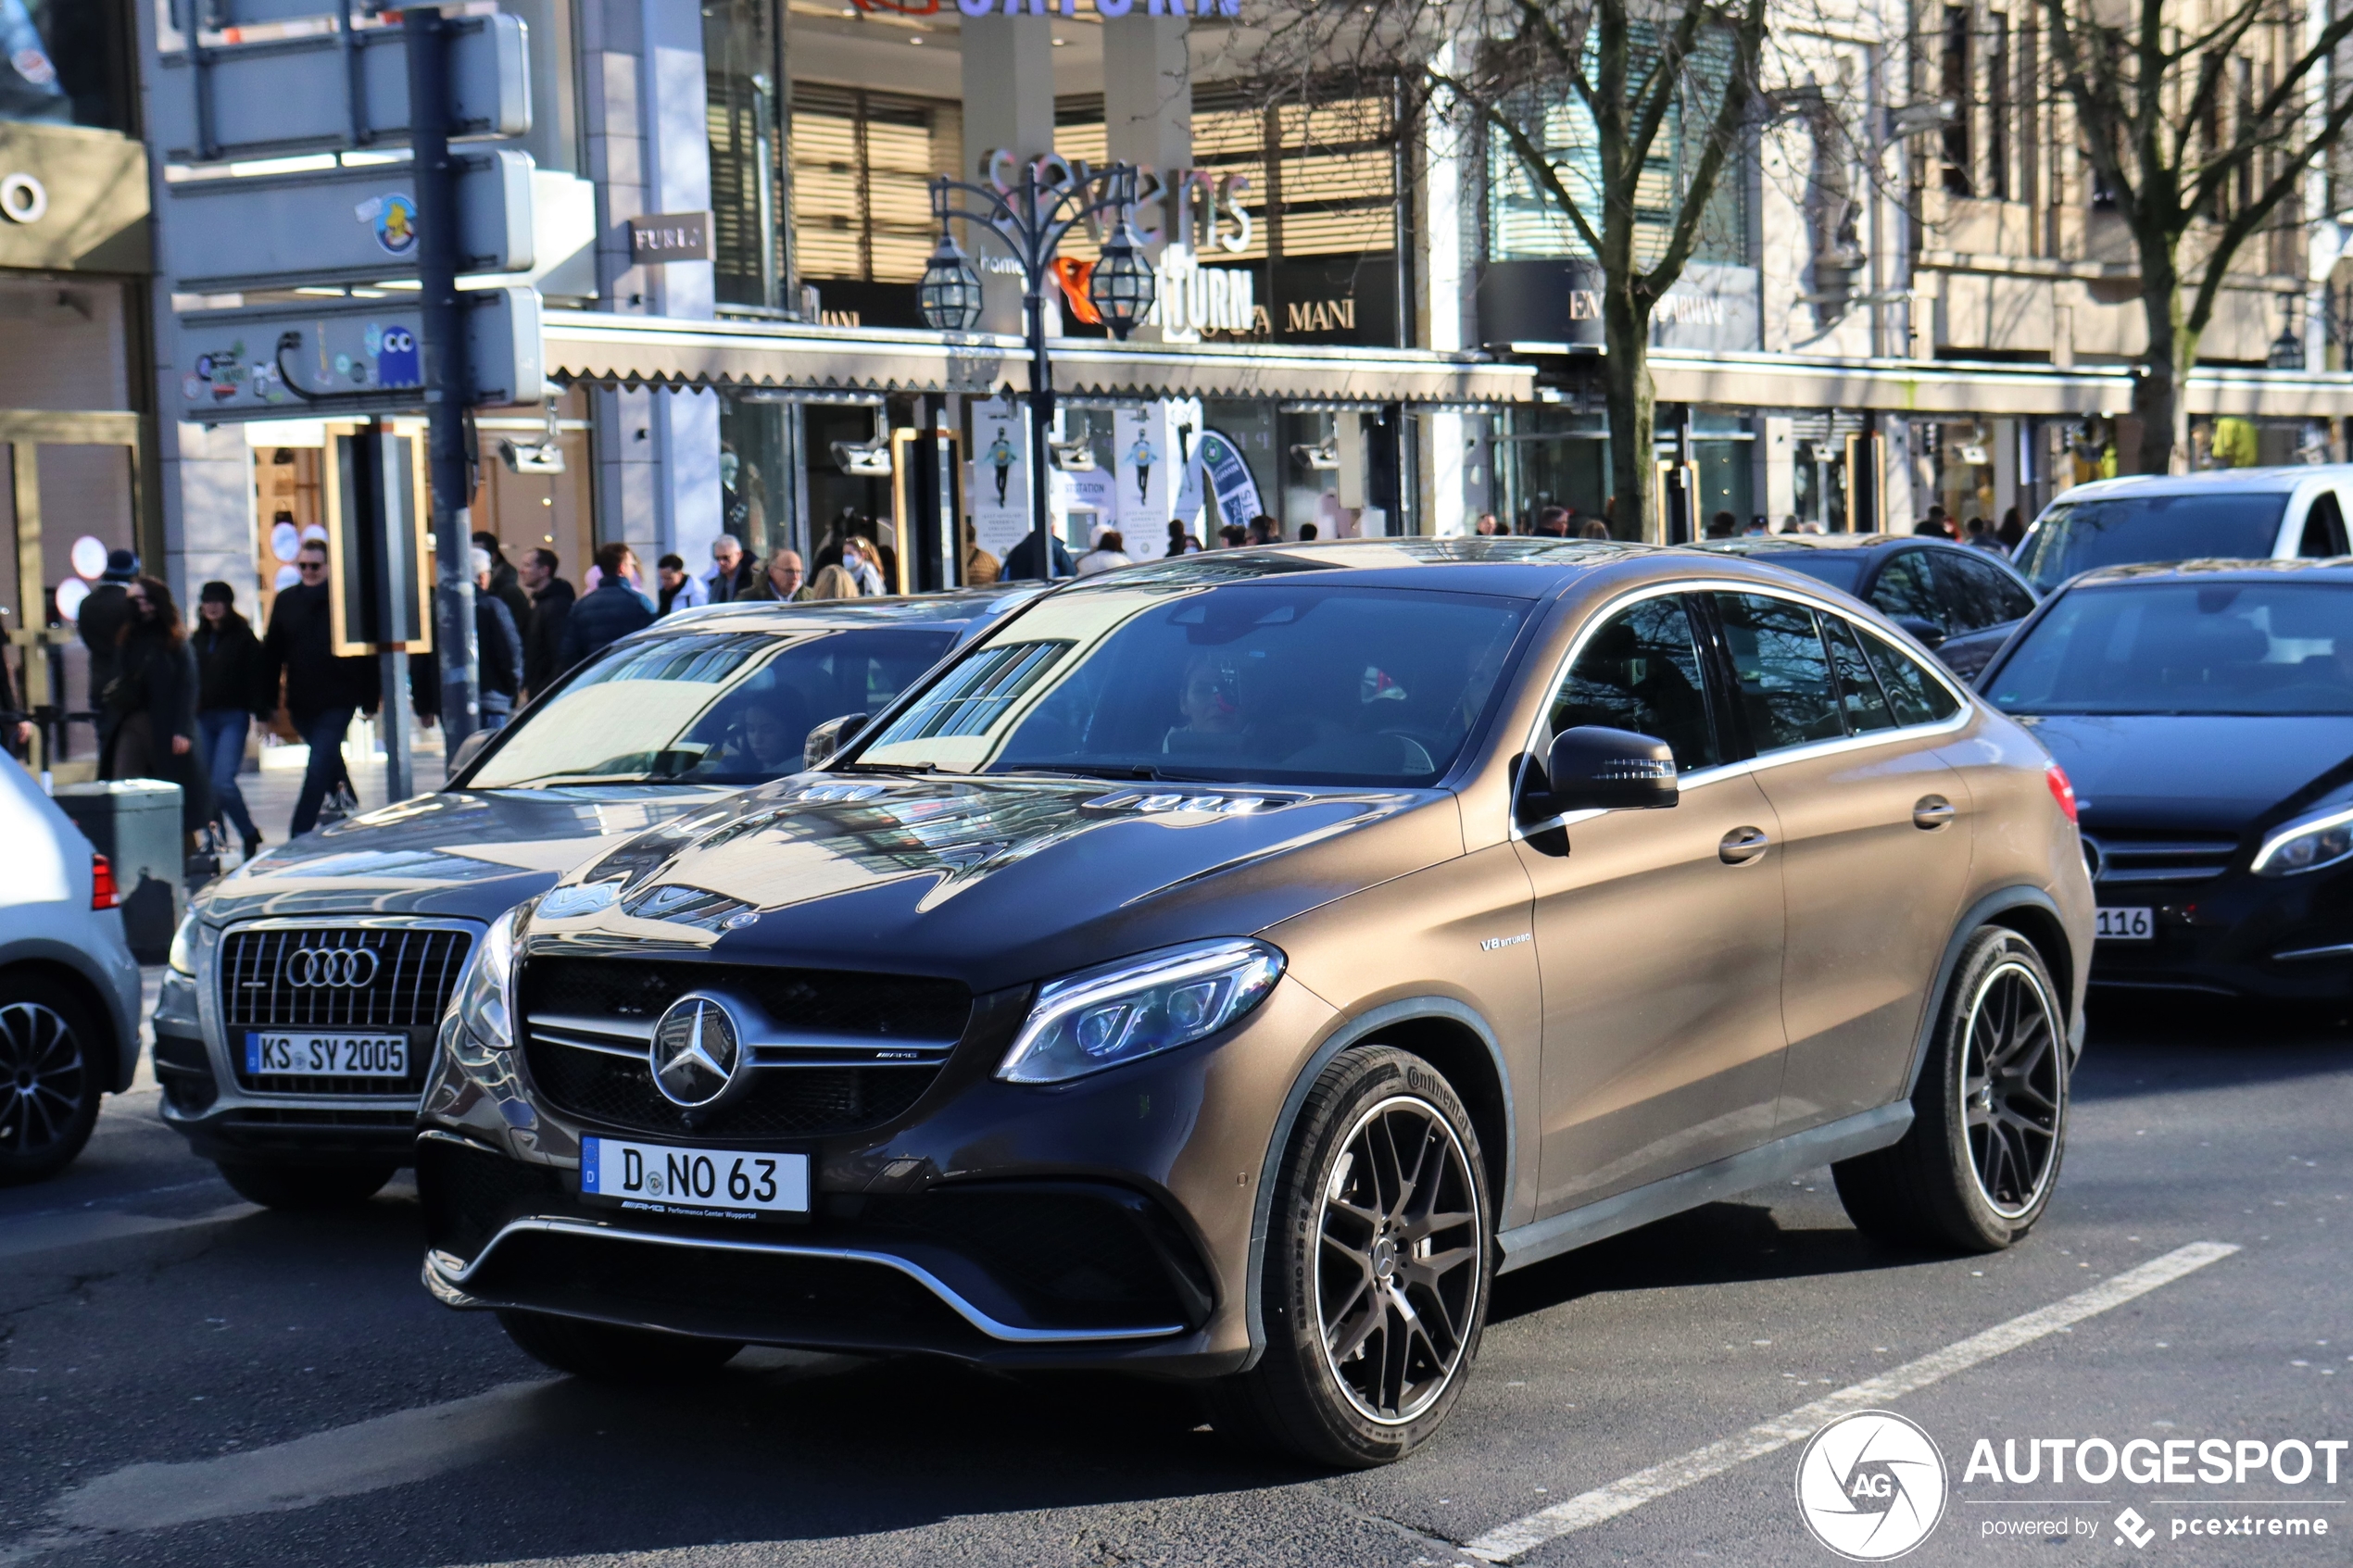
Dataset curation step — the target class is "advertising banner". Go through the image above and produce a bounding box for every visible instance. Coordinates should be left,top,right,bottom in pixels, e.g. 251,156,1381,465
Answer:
969,396,1032,565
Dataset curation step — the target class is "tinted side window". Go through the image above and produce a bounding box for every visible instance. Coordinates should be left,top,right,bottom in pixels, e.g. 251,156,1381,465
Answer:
1861,627,1964,725
1822,615,1897,732
1552,596,1721,771
2298,492,2348,558
1939,551,2038,626
1869,550,1944,629
1715,594,1843,752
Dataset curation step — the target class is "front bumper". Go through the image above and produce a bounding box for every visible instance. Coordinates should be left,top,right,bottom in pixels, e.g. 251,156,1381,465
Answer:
2090,865,2353,1000
416,976,1341,1373
150,919,475,1166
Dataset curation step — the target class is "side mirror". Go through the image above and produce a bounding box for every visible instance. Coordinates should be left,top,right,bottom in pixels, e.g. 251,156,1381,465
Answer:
447,728,495,780
1894,615,1946,650
803,712,870,771
1522,725,1679,820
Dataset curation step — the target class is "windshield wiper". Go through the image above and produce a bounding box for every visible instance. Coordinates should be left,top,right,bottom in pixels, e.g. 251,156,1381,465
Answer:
1000,763,1220,784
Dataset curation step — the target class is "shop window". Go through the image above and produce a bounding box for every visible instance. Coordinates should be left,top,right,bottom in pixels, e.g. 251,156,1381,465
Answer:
790,83,962,303
1483,41,1751,269
1986,12,2010,201
705,0,786,310
1192,83,1402,345
0,1,132,132
1941,6,1973,196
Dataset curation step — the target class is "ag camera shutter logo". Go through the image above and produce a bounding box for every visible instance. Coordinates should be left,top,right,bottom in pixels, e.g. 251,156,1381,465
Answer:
1795,1411,1948,1561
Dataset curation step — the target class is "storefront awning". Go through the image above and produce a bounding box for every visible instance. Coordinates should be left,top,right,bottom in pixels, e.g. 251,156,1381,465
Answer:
542,311,1535,407
1642,349,2353,419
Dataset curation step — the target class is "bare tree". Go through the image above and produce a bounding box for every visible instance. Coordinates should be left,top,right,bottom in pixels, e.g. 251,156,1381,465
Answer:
2039,0,2353,472
1236,0,1768,539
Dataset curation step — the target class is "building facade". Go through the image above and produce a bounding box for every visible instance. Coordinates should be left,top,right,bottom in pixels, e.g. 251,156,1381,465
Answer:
6,0,2345,762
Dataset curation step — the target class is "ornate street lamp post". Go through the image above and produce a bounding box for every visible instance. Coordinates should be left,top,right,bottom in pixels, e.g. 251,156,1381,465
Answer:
919,162,1154,579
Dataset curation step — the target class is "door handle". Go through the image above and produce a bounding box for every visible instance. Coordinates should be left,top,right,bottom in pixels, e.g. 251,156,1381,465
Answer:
1718,825,1770,864
1913,795,1957,830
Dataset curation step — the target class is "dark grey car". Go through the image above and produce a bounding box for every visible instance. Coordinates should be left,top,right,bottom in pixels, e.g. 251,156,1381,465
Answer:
149,588,1035,1210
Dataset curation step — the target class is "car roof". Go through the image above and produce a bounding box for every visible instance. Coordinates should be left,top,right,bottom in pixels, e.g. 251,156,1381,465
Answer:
2064,557,2353,588
646,582,1044,633
1052,536,1687,599
2042,466,2352,504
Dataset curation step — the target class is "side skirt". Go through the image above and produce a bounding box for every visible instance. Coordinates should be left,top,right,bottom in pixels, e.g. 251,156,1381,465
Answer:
1494,1102,1913,1274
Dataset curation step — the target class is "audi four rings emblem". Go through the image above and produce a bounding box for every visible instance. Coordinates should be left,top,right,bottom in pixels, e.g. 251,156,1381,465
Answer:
283,947,381,988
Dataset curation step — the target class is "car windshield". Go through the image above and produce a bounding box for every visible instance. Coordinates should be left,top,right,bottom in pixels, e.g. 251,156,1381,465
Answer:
1744,551,1865,591
2015,493,2288,591
466,626,958,788
852,580,1531,786
1987,581,2353,715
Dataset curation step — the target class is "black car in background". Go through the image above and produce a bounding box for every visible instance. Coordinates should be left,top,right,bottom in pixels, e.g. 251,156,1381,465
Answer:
1697,535,2038,677
1977,558,2353,1001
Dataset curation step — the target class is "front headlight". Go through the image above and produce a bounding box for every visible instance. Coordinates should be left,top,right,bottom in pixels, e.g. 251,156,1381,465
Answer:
451,907,524,1049
2253,806,2353,877
998,938,1284,1085
168,912,198,977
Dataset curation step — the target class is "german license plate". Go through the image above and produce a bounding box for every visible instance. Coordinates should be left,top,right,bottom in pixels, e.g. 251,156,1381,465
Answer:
578,1135,810,1218
244,1032,408,1076
2095,907,2154,940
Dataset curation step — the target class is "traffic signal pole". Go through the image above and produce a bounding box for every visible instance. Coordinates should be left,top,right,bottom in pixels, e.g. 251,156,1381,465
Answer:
407,6,480,771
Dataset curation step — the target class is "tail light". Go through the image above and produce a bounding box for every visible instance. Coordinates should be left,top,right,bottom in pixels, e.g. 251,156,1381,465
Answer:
2045,764,2078,825
91,852,120,909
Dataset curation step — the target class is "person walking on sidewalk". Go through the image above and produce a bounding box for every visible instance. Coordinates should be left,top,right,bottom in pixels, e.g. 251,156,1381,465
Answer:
519,548,574,699
555,542,654,677
260,537,380,838
101,575,210,839
472,548,525,731
192,581,271,859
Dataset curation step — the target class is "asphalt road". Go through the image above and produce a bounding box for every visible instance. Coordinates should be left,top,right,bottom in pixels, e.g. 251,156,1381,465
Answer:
2,994,2346,1568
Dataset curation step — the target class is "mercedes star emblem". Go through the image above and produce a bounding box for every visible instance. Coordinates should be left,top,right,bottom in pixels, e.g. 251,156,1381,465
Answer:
648,993,745,1110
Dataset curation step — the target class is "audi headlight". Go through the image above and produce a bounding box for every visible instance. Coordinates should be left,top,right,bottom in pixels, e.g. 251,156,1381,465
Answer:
998,939,1284,1085
168,912,198,977
2253,806,2353,877
452,907,524,1050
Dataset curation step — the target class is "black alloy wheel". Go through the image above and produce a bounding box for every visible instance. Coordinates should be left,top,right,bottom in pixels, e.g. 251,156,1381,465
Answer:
1209,1045,1492,1467
1833,926,2069,1252
1315,1095,1484,1424
0,977,103,1185
1960,958,2064,1218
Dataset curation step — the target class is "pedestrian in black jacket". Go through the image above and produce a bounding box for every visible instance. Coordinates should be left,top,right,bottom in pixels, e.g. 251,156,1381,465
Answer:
260,538,381,837
193,582,271,856
556,542,655,676
77,548,139,755
102,575,210,836
471,547,524,727
519,548,574,698
472,531,533,631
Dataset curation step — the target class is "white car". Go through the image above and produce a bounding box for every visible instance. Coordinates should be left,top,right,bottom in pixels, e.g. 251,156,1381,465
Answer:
0,755,145,1183
2016,466,2353,594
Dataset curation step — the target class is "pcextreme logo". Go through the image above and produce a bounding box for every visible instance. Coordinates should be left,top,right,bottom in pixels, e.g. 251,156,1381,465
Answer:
1795,1411,1950,1561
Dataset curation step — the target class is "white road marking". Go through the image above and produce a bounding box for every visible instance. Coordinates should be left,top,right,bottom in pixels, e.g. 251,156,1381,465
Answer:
1462,1240,2240,1562
50,1379,551,1534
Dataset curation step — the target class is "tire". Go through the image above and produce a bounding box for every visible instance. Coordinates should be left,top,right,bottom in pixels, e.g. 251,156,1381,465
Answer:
0,973,105,1185
1834,926,2069,1252
216,1160,397,1210
1208,1045,1493,1468
497,1310,742,1382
